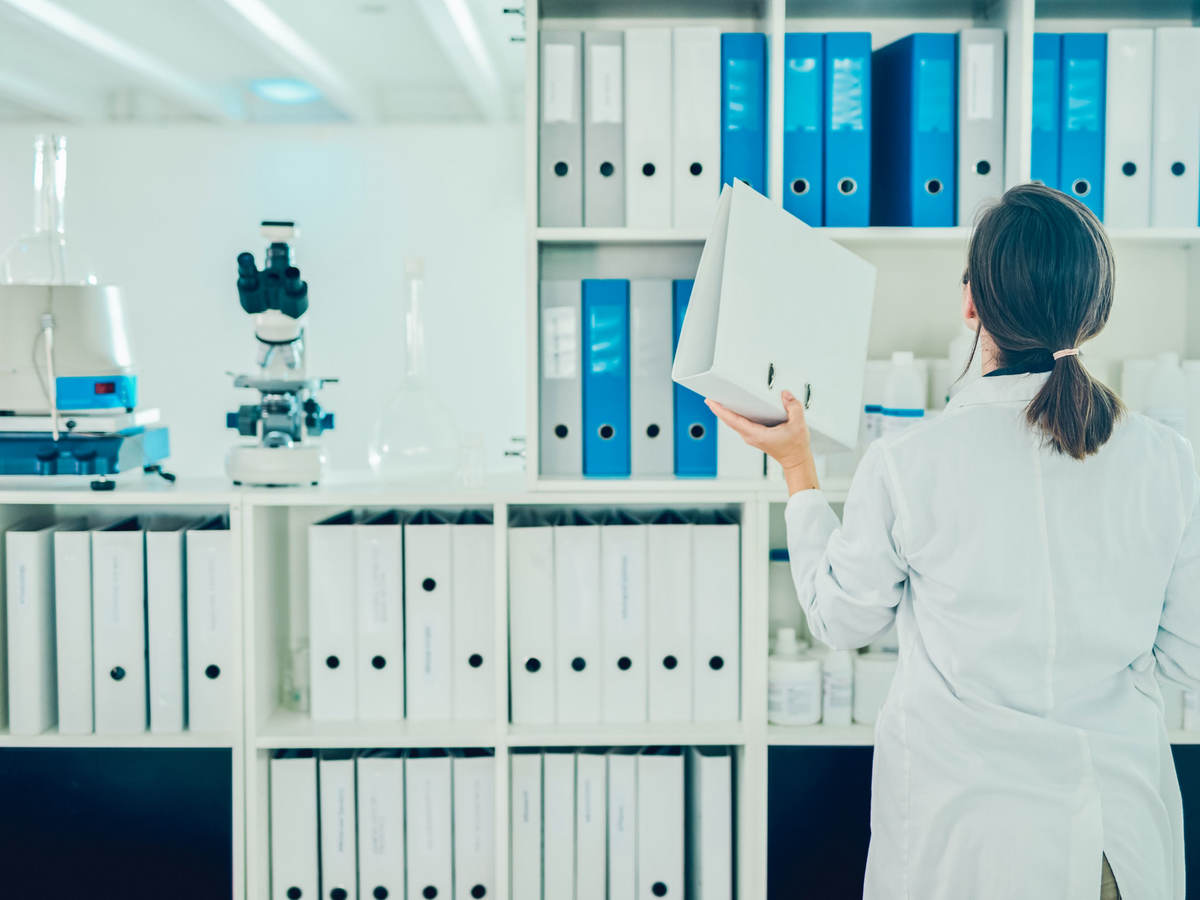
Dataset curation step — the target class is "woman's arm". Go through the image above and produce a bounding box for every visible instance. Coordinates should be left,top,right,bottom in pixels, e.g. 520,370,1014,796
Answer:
1156,461,1200,689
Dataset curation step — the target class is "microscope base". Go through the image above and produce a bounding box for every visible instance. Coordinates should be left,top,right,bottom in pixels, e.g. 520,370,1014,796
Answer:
226,444,325,487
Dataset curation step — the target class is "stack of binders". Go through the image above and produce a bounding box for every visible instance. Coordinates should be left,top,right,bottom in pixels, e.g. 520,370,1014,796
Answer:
510,746,733,899
539,28,768,229
539,277,765,479
2,513,235,737
508,508,740,725
307,509,495,723
270,747,495,900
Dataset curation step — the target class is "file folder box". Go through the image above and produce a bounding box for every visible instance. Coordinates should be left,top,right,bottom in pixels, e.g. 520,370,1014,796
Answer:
540,279,583,477
625,28,672,228
600,510,649,723
637,748,685,899
1059,33,1106,220
6,518,62,735
452,509,496,721
540,30,584,226
54,524,93,734
824,32,872,226
582,278,632,477
607,749,638,900
554,510,602,724
871,33,957,227
647,510,693,721
406,750,453,900
957,29,1005,225
356,750,405,900
309,510,358,721
673,26,722,228
576,750,608,900
691,510,741,722
672,180,877,454
91,516,148,734
721,33,768,196
630,278,675,477
543,750,577,899
270,750,318,900
186,515,236,734
584,30,626,227
452,751,495,900
673,278,717,477
405,509,454,720
1103,29,1153,227
355,510,404,721
1031,34,1062,189
783,32,824,225
1150,28,1200,227
508,509,556,724
510,751,543,899
145,518,190,734
687,747,734,900
319,750,357,900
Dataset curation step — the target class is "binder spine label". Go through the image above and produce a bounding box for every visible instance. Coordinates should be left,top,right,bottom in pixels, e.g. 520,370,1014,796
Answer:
590,45,623,123
831,56,866,131
965,42,996,120
544,44,578,123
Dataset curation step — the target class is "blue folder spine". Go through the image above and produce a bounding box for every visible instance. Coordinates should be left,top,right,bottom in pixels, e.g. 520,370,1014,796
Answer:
824,32,872,226
582,278,631,477
721,32,768,195
1031,33,1062,190
783,32,824,225
1059,33,1106,219
671,279,717,478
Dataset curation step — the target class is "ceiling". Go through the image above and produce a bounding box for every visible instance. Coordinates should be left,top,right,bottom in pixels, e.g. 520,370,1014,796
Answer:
0,0,527,124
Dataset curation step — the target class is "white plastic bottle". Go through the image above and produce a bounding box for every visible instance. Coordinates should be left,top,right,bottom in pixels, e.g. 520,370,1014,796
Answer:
1145,351,1187,435
881,351,926,436
822,649,854,726
767,628,822,726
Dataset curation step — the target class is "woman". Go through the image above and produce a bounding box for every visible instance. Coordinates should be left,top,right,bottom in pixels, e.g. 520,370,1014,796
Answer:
711,183,1199,900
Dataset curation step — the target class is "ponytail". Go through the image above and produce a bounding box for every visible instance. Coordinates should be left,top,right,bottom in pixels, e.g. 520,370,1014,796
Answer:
1025,355,1123,460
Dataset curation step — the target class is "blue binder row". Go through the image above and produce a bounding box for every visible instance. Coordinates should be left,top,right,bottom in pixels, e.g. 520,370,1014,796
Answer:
721,33,768,197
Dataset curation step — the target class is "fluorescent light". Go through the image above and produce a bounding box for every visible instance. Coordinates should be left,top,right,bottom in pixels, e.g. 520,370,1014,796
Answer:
251,77,321,104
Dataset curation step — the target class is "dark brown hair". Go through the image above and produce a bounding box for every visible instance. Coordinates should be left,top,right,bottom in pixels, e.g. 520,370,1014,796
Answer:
965,183,1123,460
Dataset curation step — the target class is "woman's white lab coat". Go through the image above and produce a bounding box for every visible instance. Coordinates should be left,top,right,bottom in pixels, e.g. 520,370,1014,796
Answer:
787,372,1200,900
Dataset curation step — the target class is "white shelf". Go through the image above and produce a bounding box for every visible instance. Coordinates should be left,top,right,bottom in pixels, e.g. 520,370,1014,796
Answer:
0,727,237,749
506,721,746,747
255,709,498,749
768,724,876,746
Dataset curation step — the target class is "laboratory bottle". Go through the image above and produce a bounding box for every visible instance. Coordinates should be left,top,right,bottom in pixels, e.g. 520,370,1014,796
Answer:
1145,351,1187,435
881,351,926,436
768,628,822,726
823,649,855,726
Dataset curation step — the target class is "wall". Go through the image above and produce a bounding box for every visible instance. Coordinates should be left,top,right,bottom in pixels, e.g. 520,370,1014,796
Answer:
0,124,527,479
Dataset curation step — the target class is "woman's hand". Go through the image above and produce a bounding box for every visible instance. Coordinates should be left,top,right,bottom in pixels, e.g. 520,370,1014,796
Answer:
706,390,821,494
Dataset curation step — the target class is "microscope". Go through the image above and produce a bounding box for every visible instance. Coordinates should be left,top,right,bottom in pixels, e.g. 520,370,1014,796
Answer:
225,221,336,486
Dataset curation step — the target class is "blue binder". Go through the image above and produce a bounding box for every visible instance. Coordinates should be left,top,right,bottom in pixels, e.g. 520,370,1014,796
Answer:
824,33,872,226
870,33,957,226
582,279,631,477
783,32,824,225
1059,33,1106,219
721,33,767,195
1031,33,1062,190
671,279,717,477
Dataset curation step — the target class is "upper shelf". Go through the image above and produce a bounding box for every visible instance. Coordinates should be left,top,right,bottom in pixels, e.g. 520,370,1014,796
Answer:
539,0,766,18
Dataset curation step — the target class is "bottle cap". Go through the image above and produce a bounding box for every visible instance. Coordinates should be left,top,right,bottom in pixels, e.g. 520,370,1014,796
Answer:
775,627,800,656
891,350,915,364
1158,351,1180,366
405,256,425,277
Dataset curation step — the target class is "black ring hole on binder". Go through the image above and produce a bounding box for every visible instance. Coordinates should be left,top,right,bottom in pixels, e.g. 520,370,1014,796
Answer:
599,424,615,440
600,161,615,177
647,423,661,438
1072,178,1091,197
652,882,669,896
690,161,703,176
471,886,487,899
791,177,809,195
287,889,302,900
709,655,725,670
975,159,991,175
525,657,542,673
554,161,568,177
618,656,633,671
469,653,484,668
1122,161,1137,177
110,666,126,681
571,656,587,672
925,178,943,195
332,889,348,900
205,664,221,680
643,162,656,177
554,423,569,439
423,886,438,899
422,577,437,592
689,423,705,440
663,654,678,670
838,177,856,195
372,655,387,670
1172,161,1187,177
374,888,389,900
326,655,340,669
767,362,775,388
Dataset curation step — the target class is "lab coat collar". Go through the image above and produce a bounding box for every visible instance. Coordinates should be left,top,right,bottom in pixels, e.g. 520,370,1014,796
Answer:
946,371,1051,411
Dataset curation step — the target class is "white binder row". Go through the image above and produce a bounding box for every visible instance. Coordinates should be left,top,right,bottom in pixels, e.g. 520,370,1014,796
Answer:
510,746,733,900
1,514,234,736
308,509,495,723
508,509,741,725
539,27,720,229
270,748,494,900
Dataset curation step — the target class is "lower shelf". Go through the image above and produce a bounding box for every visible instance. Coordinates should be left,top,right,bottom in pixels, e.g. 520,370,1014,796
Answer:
255,708,497,748
0,726,236,748
506,721,746,747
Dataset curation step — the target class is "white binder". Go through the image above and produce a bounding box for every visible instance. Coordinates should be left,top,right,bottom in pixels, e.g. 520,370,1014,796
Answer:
540,279,583,478
356,751,405,900
672,26,721,228
55,526,93,734
6,518,61,735
637,747,685,900
405,510,454,720
630,278,675,477
406,750,453,900
508,512,556,724
309,511,358,721
356,511,404,721
718,429,765,480
319,750,358,900
510,752,543,900
554,511,602,724
625,28,673,228
600,512,648,723
673,180,876,451
607,750,638,900
647,512,693,722
584,30,626,226
145,519,189,734
687,747,733,900
452,511,496,721
576,751,608,900
957,29,1006,225
540,30,584,227
91,517,147,734
1105,29,1154,227
186,515,236,734
1150,28,1200,227
452,752,495,900
543,750,577,900
691,511,741,722
270,751,319,900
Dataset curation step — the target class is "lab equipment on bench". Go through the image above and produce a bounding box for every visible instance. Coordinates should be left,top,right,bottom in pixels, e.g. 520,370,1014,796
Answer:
225,221,336,486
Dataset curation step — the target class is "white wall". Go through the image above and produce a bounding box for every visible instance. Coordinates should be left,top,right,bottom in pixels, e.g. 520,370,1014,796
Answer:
0,124,527,479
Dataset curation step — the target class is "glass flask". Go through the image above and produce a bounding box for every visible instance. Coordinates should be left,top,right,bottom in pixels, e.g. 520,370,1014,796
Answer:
367,257,460,477
0,134,98,285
